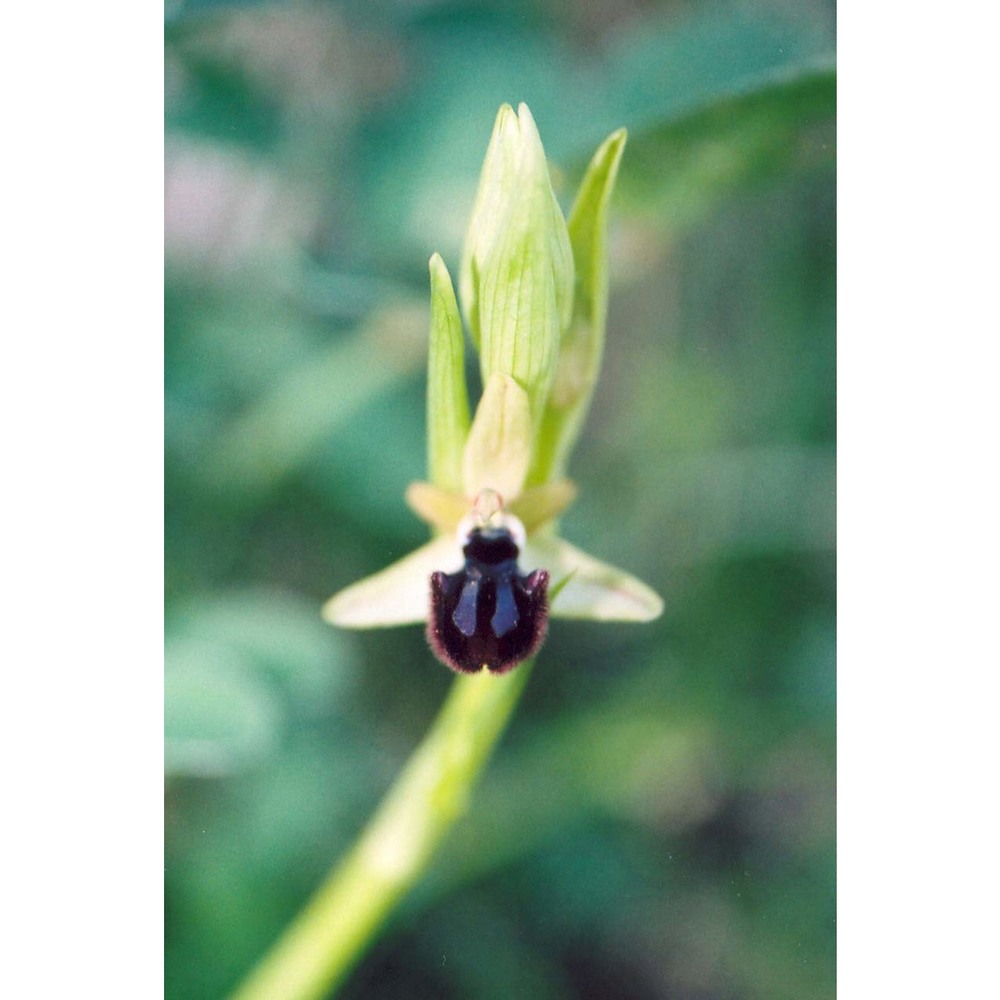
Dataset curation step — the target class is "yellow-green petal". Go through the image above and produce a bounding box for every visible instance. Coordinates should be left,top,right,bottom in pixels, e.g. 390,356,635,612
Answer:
404,481,469,535
507,479,577,533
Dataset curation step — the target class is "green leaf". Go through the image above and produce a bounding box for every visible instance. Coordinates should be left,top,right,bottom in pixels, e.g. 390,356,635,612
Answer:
530,128,627,484
169,589,355,711
165,639,282,777
427,253,471,492
202,301,427,497
617,63,836,230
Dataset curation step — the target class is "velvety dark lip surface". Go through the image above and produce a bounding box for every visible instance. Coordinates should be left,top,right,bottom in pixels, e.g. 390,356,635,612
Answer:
427,526,549,674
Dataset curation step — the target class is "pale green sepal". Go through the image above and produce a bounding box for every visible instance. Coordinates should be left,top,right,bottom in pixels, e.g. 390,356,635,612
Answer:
530,128,627,485
427,253,470,492
461,103,574,419
522,534,663,622
322,535,461,628
462,372,533,502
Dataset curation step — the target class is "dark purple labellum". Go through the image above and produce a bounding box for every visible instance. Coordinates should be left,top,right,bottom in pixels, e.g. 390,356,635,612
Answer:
427,526,549,674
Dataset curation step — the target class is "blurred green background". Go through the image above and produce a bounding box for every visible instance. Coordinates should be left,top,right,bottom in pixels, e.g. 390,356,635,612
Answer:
165,1,835,997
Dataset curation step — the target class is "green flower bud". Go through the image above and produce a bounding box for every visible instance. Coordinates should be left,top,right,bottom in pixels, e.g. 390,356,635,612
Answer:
460,103,574,425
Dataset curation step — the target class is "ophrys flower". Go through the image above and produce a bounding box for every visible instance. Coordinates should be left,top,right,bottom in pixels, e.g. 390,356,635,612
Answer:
324,104,662,671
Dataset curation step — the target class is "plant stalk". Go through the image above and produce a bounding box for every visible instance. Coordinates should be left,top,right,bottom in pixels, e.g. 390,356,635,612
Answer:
229,663,533,1000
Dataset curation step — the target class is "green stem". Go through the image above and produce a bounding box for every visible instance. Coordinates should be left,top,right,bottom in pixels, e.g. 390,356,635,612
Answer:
229,662,534,1000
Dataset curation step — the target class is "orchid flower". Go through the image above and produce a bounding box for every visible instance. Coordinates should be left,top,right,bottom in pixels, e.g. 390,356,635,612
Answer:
323,103,662,670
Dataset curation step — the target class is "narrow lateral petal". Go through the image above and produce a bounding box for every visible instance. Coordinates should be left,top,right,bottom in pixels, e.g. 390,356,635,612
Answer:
507,479,577,533
405,481,469,534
